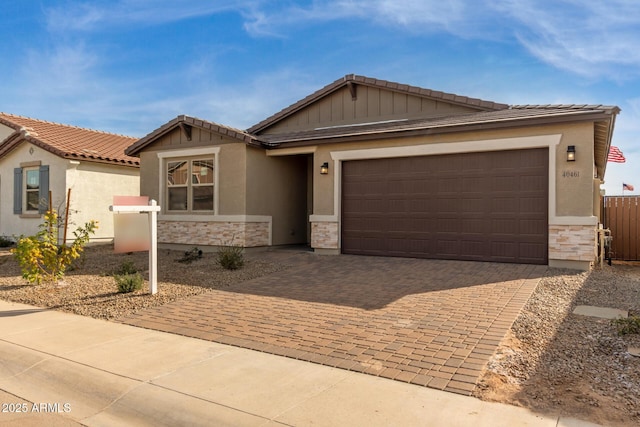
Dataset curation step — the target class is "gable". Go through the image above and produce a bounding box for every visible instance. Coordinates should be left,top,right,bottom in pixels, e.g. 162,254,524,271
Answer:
125,115,258,156
260,85,484,135
249,75,508,136
139,126,244,153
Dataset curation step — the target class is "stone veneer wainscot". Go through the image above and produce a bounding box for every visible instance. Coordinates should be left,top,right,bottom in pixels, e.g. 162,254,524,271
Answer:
311,221,339,249
158,220,270,247
548,224,597,262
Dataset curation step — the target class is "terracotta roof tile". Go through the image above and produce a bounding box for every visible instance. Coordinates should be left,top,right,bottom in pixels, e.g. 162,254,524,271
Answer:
0,113,139,166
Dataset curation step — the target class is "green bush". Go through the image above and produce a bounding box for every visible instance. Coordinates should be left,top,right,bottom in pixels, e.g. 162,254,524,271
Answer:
0,235,14,247
115,273,144,293
216,245,244,270
116,260,138,275
613,316,640,336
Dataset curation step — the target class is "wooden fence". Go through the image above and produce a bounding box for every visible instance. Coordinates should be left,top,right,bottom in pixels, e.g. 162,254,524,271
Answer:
603,196,640,260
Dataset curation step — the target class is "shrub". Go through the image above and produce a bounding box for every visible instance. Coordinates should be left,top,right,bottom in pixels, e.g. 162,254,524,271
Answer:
613,316,640,336
216,245,244,270
115,273,144,293
12,210,97,284
116,260,138,275
0,235,14,247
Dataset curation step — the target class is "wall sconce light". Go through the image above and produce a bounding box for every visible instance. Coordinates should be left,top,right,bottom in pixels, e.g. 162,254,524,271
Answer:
320,162,329,175
567,145,576,162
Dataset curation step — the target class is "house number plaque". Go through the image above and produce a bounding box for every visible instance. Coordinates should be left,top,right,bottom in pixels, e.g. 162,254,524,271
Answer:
562,170,580,178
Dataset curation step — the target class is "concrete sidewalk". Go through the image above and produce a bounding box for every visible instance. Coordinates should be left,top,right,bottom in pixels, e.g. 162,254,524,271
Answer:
0,300,599,427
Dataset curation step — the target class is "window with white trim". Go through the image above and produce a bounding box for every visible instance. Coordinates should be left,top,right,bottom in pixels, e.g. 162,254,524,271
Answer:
166,157,214,211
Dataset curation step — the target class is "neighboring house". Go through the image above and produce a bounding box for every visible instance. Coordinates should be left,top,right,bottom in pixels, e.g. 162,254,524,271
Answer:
125,74,619,270
0,113,140,242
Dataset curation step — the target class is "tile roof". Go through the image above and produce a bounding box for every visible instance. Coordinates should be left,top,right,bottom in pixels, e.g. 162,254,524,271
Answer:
258,105,618,146
247,74,509,134
0,113,139,166
126,115,258,156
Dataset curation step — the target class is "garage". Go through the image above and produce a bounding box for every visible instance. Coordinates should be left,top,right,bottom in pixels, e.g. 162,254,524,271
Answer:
341,148,548,264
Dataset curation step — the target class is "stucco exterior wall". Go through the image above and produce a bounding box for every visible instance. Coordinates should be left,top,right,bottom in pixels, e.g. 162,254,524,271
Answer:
246,147,308,245
65,162,139,241
553,123,594,216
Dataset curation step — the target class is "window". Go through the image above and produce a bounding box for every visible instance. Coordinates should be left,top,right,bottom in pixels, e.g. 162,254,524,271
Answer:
167,158,214,211
14,165,49,215
25,168,40,211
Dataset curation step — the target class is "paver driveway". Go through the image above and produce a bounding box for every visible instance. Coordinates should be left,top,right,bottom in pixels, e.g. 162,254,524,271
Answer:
118,250,546,396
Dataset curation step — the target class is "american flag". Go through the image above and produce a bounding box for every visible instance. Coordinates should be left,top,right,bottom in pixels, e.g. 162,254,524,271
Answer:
608,146,626,163
623,183,634,191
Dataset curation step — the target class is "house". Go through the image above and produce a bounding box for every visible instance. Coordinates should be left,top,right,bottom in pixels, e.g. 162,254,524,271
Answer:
0,113,140,242
125,75,619,270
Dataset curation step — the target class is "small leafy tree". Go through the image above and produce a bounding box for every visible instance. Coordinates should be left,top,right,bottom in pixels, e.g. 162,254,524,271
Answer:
12,209,97,284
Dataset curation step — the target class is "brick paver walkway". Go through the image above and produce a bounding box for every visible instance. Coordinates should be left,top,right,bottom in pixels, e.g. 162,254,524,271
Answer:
118,251,545,396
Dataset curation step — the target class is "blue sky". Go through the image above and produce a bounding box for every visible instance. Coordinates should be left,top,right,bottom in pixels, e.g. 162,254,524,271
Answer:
1,0,639,194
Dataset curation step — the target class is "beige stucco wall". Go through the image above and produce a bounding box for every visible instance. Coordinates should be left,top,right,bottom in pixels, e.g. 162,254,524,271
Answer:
246,147,308,245
65,162,139,241
553,123,594,216
0,141,138,241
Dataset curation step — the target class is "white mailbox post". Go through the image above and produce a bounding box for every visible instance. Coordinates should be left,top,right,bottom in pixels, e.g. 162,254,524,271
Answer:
109,199,161,294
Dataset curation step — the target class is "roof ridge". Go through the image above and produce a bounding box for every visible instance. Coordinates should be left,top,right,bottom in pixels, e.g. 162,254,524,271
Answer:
0,112,136,139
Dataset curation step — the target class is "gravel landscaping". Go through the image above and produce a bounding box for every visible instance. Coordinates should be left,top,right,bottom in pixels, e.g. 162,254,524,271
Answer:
476,264,640,427
1,245,639,426
0,244,288,320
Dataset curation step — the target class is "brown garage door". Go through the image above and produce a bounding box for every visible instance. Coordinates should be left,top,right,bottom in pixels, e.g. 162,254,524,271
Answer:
341,148,548,264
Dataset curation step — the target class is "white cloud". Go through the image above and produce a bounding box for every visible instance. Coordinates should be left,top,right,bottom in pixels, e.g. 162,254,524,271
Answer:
45,0,254,32
242,0,497,38
494,0,640,78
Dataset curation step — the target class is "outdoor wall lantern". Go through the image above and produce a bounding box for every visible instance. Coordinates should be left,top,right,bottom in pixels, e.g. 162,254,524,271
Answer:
567,145,576,162
320,162,329,175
